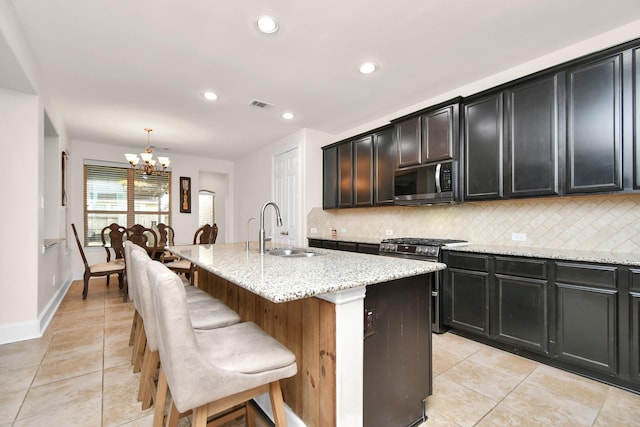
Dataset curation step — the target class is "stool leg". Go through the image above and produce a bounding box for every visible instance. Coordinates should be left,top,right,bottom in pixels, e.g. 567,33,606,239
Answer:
141,350,160,409
154,368,168,427
166,399,180,427
269,381,287,427
132,322,146,373
245,402,257,427
192,406,208,427
129,310,140,346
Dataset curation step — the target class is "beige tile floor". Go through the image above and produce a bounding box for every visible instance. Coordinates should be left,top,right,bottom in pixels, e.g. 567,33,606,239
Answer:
1,277,640,427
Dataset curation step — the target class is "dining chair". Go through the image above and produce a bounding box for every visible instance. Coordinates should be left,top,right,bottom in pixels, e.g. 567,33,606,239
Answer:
125,224,160,259
164,223,219,285
157,223,179,263
100,222,126,288
147,260,297,427
72,223,125,299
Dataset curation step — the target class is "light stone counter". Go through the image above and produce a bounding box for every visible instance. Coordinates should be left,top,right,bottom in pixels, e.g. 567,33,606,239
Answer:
445,243,640,266
168,242,446,303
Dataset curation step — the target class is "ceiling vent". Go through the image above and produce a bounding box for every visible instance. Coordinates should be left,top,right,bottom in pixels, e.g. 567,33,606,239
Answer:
250,99,273,109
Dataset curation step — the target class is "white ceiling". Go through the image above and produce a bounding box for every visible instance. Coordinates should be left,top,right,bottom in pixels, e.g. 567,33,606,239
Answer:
7,0,640,160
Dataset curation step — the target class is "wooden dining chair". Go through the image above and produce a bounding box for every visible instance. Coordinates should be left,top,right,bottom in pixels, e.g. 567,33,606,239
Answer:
72,223,125,299
157,223,179,263
125,224,160,260
165,223,219,285
194,223,218,244
100,223,126,288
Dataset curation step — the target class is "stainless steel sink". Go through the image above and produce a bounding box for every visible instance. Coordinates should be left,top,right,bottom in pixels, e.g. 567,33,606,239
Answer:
268,248,323,258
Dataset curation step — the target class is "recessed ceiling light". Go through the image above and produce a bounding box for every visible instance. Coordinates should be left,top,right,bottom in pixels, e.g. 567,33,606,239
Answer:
256,15,279,34
203,91,218,101
282,112,295,120
358,62,377,74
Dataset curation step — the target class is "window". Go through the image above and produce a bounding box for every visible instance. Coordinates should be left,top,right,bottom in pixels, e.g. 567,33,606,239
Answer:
84,161,171,246
198,190,215,227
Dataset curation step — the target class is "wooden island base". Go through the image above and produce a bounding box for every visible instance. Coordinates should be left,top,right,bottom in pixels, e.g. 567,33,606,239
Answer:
199,270,339,427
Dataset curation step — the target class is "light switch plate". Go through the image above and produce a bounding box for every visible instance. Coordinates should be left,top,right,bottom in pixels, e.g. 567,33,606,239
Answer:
385,229,393,236
310,227,317,234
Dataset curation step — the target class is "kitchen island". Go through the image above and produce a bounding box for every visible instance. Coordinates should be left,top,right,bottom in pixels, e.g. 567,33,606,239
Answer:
168,242,446,427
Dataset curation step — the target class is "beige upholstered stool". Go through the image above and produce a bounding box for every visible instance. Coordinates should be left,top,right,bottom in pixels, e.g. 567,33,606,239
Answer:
123,241,146,373
147,261,297,427
130,246,240,410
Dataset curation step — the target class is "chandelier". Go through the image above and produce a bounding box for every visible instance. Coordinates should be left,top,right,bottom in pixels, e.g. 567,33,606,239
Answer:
124,128,171,175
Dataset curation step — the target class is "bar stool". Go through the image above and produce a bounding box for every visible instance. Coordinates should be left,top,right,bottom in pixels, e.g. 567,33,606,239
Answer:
123,241,146,372
129,246,240,410
147,261,297,427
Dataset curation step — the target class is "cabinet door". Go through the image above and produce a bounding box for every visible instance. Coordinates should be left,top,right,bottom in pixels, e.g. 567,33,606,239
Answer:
444,268,490,336
464,93,504,200
634,48,640,189
504,76,559,197
422,105,455,162
494,275,548,354
353,136,374,207
338,141,353,208
322,146,338,209
395,117,421,167
554,262,618,375
374,128,395,205
631,269,640,383
565,54,623,193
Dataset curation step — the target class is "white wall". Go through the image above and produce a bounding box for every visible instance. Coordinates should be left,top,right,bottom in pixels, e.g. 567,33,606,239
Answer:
233,128,333,247
67,140,235,277
199,171,229,243
0,0,72,344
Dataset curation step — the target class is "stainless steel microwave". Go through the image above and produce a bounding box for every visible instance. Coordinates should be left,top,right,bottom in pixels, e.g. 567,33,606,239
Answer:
394,161,458,205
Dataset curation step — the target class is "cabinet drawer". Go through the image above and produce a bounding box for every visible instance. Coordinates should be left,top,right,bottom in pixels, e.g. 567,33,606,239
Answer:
631,269,640,292
322,241,338,250
308,239,323,249
555,262,617,289
445,252,489,272
495,257,547,279
338,242,358,252
358,243,380,255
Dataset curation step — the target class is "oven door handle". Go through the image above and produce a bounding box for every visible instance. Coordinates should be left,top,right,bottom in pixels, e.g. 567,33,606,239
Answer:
435,163,442,193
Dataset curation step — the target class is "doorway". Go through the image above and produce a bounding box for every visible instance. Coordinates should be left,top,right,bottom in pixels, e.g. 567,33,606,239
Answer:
273,147,300,246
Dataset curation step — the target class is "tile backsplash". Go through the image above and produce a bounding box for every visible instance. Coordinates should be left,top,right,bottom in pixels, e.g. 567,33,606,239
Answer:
307,194,640,253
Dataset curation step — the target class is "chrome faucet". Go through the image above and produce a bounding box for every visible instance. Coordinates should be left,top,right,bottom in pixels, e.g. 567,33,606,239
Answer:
246,217,257,251
259,201,283,253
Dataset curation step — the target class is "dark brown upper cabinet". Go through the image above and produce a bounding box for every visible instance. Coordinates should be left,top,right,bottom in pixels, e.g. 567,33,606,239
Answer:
353,135,374,207
394,98,461,168
504,75,560,197
338,141,353,208
464,92,504,200
322,145,338,209
422,104,458,163
565,53,623,194
373,127,396,205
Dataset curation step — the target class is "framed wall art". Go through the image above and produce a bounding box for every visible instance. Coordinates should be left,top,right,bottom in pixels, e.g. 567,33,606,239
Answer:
61,150,68,206
180,176,191,213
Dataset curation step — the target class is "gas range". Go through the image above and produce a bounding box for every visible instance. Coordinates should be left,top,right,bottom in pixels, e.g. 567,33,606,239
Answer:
379,237,468,260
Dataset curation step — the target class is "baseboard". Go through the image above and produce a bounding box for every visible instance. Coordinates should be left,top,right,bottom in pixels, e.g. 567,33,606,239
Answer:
0,275,72,345
253,392,306,427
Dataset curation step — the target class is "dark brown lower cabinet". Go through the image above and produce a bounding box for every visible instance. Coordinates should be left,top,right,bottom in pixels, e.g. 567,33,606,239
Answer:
445,268,490,336
443,251,639,393
630,269,640,383
494,275,548,355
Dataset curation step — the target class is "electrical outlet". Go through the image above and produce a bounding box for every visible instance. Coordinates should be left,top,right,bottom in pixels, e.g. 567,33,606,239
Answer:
341,228,347,233
512,232,527,242
385,229,394,236
310,227,317,234
52,275,56,287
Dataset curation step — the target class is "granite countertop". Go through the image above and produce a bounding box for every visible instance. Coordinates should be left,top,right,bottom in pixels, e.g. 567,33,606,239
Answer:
168,242,446,303
444,243,640,267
